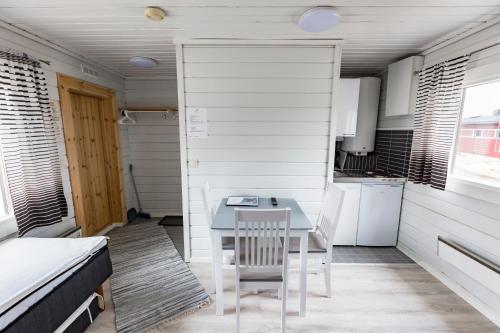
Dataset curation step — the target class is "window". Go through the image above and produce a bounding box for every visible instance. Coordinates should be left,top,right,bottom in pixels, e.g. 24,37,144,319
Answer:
451,80,500,189
0,157,12,221
0,150,16,237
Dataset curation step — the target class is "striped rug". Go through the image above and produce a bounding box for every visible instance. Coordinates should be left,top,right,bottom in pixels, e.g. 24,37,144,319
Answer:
107,221,210,333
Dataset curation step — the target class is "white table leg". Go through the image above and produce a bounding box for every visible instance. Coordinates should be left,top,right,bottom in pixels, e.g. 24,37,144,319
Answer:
212,230,224,315
299,231,308,317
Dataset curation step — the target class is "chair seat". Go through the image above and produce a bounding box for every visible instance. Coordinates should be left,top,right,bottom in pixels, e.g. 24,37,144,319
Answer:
240,271,283,282
288,232,327,253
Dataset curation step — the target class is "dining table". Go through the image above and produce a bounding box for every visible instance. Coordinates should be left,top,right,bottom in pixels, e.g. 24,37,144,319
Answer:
211,197,314,317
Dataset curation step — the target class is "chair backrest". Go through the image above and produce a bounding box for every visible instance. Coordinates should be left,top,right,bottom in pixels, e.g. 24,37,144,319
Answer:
201,182,214,228
234,208,291,275
316,183,346,246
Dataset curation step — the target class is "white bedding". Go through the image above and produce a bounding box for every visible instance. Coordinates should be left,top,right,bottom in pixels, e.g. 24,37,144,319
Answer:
0,236,107,328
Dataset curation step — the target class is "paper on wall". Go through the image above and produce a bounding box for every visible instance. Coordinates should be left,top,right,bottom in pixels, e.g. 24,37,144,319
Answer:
187,108,208,138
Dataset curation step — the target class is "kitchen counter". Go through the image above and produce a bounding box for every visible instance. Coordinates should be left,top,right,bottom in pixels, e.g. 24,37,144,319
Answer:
333,170,407,183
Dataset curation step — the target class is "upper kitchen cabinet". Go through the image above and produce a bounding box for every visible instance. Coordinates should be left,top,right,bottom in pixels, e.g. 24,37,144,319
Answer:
337,78,360,137
385,56,424,116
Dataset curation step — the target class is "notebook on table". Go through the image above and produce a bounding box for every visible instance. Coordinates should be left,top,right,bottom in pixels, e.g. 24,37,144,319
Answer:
226,196,259,207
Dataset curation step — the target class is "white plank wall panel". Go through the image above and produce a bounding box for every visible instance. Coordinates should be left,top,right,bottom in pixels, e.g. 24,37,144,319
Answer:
124,78,182,216
178,44,337,259
184,78,333,93
202,108,330,121
184,63,333,78
0,25,126,237
188,136,329,149
398,25,500,324
399,183,500,323
125,78,178,107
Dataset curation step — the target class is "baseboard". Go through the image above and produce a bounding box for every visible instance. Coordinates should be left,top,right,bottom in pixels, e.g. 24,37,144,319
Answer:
151,213,183,218
95,223,123,236
397,244,500,327
189,257,211,263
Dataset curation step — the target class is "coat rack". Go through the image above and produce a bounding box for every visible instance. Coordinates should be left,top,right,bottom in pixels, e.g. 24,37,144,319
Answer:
119,107,179,125
124,107,178,113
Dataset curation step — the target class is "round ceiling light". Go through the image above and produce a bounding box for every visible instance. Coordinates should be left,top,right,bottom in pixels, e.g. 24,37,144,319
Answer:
145,7,166,21
129,56,158,68
298,7,341,32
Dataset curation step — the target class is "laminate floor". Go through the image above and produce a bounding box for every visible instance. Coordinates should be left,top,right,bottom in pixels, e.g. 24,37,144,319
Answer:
87,263,498,333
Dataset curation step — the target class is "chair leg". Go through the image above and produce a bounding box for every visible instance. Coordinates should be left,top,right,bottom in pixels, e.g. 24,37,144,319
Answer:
278,287,282,300
236,280,240,333
211,257,217,294
324,249,332,298
281,281,287,333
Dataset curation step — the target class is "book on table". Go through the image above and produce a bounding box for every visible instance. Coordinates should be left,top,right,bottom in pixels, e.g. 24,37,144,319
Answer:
226,196,259,207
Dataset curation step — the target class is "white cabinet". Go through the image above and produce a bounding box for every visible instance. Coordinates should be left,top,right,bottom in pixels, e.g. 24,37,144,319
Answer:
336,78,360,137
333,183,361,246
385,56,424,116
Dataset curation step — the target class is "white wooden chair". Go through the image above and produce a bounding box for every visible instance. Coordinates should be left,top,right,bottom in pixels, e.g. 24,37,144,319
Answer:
201,182,235,292
234,208,291,333
288,183,345,297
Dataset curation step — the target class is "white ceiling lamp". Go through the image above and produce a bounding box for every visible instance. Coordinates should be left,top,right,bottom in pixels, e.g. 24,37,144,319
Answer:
145,7,166,21
129,56,158,68
298,7,341,32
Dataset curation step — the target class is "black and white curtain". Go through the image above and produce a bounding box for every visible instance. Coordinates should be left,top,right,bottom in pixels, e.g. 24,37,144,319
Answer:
408,55,470,190
0,50,67,235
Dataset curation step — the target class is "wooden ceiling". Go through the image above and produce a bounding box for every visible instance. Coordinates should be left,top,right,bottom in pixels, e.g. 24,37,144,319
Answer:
1,0,499,77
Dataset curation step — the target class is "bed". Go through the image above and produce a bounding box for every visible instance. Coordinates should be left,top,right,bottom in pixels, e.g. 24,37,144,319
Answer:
0,236,112,333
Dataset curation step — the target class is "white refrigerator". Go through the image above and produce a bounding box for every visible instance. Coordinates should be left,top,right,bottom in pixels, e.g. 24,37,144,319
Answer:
356,183,403,246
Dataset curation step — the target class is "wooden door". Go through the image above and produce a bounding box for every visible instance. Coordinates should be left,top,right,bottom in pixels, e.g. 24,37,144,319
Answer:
70,94,112,234
58,74,124,236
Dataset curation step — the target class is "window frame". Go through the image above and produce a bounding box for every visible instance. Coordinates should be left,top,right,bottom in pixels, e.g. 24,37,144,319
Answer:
0,147,16,238
446,80,500,205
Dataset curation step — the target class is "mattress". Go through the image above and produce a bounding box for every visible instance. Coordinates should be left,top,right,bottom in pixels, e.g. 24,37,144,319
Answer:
0,236,107,330
4,247,112,333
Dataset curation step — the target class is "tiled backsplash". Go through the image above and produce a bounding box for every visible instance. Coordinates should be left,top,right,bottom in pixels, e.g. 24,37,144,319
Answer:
375,130,413,176
338,129,413,176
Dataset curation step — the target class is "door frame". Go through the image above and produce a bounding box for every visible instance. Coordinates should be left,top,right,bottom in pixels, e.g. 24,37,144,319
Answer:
175,39,344,262
57,74,126,236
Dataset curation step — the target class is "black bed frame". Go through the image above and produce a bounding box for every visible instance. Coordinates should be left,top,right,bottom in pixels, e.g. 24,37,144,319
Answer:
3,246,112,333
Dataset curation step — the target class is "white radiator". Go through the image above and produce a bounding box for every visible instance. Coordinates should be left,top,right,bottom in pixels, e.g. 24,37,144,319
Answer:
438,237,500,295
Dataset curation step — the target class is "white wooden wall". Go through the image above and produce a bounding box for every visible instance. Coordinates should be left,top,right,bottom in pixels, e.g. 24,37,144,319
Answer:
399,23,500,324
0,25,126,237
125,78,178,107
124,78,182,216
177,44,339,259
399,183,500,323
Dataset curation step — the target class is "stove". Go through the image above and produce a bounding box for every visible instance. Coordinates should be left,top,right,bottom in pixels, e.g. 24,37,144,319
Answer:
333,170,406,183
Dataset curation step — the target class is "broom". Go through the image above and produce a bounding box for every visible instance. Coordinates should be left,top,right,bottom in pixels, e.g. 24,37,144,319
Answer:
127,164,151,222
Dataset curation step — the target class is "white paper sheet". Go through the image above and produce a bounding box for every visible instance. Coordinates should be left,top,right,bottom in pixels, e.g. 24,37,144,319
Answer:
187,108,208,138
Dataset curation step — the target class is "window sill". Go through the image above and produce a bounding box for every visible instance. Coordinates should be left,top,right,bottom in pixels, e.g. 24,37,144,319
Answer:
446,176,500,205
0,215,17,240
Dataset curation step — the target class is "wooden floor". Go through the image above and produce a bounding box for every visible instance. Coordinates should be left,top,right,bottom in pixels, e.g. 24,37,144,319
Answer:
87,263,499,333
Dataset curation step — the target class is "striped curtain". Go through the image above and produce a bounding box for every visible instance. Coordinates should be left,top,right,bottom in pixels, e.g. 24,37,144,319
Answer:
0,50,67,235
408,55,470,190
